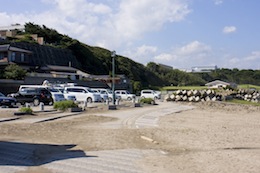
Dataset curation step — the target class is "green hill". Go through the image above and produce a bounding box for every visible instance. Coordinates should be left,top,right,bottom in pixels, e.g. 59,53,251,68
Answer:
2,22,260,88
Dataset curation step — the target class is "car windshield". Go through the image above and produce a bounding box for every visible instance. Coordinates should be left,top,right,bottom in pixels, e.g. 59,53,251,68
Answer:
86,89,94,93
0,92,5,97
100,91,107,94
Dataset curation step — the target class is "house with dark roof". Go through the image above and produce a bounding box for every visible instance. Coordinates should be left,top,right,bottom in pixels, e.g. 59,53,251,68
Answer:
205,80,237,89
0,44,33,69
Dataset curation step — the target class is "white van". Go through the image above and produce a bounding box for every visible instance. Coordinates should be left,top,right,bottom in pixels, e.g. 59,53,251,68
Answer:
64,86,102,103
115,90,136,101
140,90,161,100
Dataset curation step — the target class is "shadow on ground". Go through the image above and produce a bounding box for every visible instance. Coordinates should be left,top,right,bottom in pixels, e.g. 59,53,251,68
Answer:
0,141,96,166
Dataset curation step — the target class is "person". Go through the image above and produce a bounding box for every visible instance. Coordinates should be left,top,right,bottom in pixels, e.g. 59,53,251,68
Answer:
42,80,49,86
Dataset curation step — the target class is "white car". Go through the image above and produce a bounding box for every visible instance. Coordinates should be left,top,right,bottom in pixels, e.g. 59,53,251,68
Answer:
64,86,102,103
98,89,121,102
140,90,161,100
48,88,66,102
91,88,108,102
115,90,136,101
53,87,76,101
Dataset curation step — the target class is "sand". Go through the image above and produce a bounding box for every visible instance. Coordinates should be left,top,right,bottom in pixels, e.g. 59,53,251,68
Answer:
0,101,259,173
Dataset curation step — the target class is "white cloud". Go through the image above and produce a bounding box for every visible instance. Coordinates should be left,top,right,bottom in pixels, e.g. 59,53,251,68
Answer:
0,0,191,54
154,53,176,61
223,26,237,34
214,0,223,5
137,45,158,55
244,51,260,61
222,51,260,69
124,45,158,65
178,41,211,55
152,41,212,68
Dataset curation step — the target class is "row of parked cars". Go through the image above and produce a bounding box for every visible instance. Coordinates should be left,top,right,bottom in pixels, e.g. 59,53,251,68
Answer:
0,84,161,108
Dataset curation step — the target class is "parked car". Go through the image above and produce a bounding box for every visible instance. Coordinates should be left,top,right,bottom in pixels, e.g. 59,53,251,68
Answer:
140,90,161,100
98,88,121,102
11,88,53,106
18,85,76,102
0,92,17,107
115,90,136,101
91,88,108,102
64,86,102,103
48,88,66,102
53,87,76,101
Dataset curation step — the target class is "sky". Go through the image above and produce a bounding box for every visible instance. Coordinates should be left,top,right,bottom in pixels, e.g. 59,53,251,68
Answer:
0,0,259,70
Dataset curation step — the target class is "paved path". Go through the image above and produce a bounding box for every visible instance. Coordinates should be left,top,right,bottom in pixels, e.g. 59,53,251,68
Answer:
0,102,194,173
92,101,194,129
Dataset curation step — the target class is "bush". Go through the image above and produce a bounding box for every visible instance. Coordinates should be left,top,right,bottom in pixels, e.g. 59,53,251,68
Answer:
53,100,78,111
4,64,27,80
19,107,33,114
140,98,155,105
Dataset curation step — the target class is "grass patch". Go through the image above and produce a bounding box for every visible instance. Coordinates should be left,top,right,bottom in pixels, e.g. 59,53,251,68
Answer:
19,107,33,114
225,99,260,106
238,84,260,90
53,100,78,111
140,98,155,105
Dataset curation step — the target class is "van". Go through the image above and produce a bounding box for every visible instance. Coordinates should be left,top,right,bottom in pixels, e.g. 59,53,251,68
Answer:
19,85,66,102
140,90,161,100
64,86,102,103
115,90,136,101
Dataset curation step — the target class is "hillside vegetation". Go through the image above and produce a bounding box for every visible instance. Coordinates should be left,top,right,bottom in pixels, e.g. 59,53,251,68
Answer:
3,23,260,88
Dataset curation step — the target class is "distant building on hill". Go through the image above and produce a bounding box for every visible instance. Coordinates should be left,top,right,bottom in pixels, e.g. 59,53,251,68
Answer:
191,66,218,73
158,63,173,70
0,24,44,45
205,80,237,89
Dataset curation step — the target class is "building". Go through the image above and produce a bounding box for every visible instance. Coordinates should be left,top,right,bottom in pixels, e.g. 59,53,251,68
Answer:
205,80,237,89
90,74,131,90
191,66,218,73
0,44,32,69
0,24,44,45
158,63,173,70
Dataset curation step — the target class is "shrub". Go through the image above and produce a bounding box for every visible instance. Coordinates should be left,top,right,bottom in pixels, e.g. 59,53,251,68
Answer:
4,64,27,80
53,100,78,111
19,107,33,114
140,98,155,105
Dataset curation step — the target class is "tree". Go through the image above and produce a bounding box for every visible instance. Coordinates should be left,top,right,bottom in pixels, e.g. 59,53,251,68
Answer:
4,64,27,80
133,81,142,95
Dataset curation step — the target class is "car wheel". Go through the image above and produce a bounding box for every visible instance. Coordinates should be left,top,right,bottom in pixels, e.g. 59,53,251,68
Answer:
87,97,92,103
33,98,40,106
127,97,132,101
108,97,112,102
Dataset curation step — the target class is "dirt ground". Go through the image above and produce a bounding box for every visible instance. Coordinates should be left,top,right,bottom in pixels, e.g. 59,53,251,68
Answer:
0,102,260,173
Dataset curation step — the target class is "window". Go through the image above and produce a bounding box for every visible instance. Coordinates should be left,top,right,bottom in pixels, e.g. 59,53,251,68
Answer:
67,88,85,93
11,52,15,61
143,91,152,94
21,53,25,62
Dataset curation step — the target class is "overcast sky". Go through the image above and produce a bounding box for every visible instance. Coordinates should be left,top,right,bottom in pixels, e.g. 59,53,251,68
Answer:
1,0,259,70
